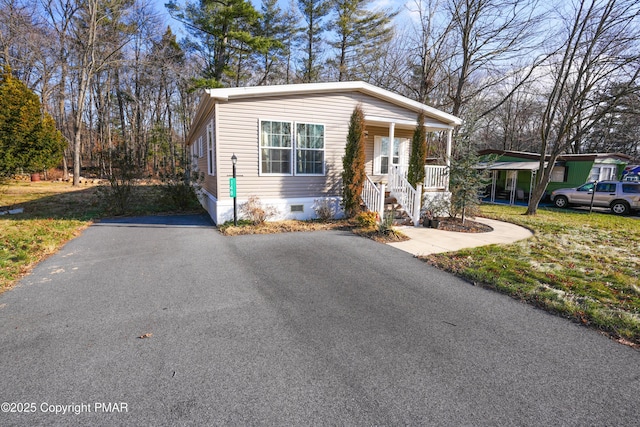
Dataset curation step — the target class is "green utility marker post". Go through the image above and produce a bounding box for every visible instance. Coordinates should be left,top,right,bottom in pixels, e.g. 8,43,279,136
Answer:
229,178,236,197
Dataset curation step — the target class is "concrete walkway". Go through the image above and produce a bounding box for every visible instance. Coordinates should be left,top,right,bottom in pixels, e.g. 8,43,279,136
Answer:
388,217,533,256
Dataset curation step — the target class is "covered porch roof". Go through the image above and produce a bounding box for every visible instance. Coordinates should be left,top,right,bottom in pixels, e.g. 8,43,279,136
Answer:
477,161,545,171
364,115,456,132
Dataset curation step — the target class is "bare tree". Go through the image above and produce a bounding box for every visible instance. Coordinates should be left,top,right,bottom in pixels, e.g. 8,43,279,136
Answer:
526,0,640,215
401,0,455,106
446,0,546,118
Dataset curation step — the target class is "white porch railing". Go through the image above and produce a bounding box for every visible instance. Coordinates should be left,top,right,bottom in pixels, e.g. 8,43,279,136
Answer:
424,165,449,190
361,175,385,220
389,166,422,226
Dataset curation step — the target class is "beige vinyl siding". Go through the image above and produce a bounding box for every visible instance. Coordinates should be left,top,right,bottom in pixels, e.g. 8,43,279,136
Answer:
214,91,433,200
192,110,217,199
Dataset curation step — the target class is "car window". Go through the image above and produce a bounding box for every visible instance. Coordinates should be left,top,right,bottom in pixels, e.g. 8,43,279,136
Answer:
622,184,640,194
595,183,616,192
578,183,595,192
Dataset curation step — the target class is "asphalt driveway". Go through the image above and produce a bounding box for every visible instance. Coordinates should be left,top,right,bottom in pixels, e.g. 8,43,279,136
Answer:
1,214,638,426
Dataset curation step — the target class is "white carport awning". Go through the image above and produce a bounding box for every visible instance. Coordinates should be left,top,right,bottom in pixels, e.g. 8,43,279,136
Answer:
477,161,545,171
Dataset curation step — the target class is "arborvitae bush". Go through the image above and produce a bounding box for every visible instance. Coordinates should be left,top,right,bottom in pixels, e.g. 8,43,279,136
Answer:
342,105,366,218
407,112,427,188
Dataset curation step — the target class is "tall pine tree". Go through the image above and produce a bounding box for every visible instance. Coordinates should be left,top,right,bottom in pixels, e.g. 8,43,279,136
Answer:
0,66,66,177
253,0,290,85
297,0,330,83
328,0,396,81
167,0,268,87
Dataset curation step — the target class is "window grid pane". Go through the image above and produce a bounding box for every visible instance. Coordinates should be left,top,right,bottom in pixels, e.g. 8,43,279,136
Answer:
261,148,291,174
261,120,292,174
297,150,323,175
296,123,324,174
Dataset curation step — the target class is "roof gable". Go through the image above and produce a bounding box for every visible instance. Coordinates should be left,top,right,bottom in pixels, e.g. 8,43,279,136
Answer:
202,81,461,126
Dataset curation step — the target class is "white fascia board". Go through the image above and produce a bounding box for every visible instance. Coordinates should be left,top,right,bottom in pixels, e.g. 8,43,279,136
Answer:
365,115,455,130
204,82,362,101
357,82,462,126
203,81,462,127
186,95,216,145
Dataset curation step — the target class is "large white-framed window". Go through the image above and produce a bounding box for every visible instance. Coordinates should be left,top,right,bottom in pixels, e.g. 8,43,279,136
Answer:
295,123,325,175
590,165,616,181
260,120,293,175
374,136,407,175
207,121,215,176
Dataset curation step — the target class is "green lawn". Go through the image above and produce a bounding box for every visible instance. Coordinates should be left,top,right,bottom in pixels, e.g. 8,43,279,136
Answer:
425,204,640,346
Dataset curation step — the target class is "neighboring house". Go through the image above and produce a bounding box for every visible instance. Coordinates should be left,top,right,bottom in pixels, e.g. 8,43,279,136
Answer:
186,81,462,225
622,165,640,181
478,149,631,204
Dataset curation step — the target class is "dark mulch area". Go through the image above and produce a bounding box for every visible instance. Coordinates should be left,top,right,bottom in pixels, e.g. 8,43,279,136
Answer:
436,218,493,233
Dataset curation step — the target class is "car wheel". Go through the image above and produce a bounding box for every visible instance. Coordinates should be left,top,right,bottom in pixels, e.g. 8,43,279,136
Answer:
611,201,630,215
554,196,569,208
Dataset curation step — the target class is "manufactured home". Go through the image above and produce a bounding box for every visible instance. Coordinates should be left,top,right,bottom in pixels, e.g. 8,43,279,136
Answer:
186,81,462,225
478,149,631,204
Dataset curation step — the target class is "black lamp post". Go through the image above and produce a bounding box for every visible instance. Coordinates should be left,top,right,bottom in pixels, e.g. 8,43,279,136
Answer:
231,154,238,225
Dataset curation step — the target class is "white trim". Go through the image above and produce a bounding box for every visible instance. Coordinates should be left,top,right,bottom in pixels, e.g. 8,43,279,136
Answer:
388,123,395,175
198,136,203,158
187,82,462,146
294,122,326,176
374,135,409,175
259,118,294,176
365,115,455,131
197,188,219,225
200,193,345,225
214,102,219,179
204,81,462,125
206,120,215,176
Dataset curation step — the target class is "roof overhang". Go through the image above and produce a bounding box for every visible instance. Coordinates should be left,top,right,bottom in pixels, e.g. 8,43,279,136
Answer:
477,161,546,171
186,81,462,144
364,115,455,131
478,149,632,163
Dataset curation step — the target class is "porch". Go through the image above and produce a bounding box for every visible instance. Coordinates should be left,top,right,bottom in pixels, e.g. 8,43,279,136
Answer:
480,161,543,206
361,164,451,226
358,115,455,226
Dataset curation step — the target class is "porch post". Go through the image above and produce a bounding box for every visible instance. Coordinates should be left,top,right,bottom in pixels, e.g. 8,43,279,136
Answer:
445,129,453,191
387,122,395,179
491,170,497,202
378,183,386,222
413,183,423,227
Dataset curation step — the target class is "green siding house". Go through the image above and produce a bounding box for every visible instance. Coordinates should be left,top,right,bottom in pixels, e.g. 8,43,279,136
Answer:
478,150,631,204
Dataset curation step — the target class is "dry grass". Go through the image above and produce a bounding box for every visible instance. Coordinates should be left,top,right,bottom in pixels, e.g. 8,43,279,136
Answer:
219,219,354,235
218,218,409,242
1,181,101,291
0,180,201,292
424,204,640,347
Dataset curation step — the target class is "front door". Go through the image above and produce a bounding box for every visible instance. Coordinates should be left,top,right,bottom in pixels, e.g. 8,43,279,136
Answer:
374,136,408,175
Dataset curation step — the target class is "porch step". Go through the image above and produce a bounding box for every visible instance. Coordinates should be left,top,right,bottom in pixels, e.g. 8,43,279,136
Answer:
384,202,413,226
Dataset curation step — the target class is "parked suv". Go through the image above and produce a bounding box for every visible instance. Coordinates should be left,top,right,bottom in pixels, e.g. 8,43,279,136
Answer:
551,181,640,215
